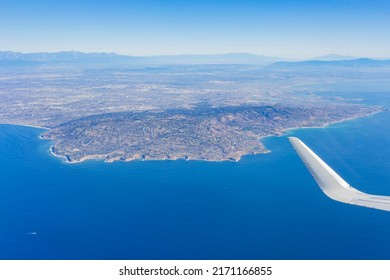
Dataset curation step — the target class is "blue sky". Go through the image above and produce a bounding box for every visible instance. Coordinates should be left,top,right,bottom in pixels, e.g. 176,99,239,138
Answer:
1,0,389,58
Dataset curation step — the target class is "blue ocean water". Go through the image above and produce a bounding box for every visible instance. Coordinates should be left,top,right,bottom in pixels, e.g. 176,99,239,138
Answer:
1,94,389,260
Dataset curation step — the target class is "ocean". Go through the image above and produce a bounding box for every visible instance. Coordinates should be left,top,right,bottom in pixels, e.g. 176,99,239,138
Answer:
1,93,389,260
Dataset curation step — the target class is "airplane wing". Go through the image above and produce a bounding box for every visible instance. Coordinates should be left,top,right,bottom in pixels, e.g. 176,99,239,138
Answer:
289,137,390,212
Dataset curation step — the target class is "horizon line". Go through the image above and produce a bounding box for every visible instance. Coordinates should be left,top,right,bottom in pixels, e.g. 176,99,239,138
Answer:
1,50,388,61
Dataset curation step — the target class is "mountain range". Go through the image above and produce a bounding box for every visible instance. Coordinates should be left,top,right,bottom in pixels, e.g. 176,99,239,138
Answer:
0,51,282,66
0,51,389,67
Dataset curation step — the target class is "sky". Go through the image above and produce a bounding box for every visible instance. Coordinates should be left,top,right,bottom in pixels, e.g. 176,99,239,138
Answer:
1,0,390,59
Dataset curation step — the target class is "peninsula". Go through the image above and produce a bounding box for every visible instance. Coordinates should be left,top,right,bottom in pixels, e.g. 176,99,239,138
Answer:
41,104,380,163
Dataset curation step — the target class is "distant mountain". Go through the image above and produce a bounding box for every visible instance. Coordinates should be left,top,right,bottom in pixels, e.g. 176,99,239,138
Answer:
143,53,282,65
0,51,283,66
266,58,390,70
312,54,358,61
0,51,138,66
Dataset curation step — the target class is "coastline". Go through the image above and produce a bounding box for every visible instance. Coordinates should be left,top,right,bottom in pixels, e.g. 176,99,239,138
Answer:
47,110,383,164
279,109,384,136
0,122,50,130
47,146,265,164
3,109,383,164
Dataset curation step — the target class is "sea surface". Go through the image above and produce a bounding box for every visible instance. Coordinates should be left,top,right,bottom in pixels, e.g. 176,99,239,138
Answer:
1,92,389,260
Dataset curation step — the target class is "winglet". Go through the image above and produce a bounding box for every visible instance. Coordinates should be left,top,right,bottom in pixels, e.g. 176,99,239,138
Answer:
289,137,390,212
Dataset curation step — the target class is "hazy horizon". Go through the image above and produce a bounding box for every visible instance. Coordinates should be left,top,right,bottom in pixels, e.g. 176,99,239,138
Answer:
1,50,388,61
1,0,389,59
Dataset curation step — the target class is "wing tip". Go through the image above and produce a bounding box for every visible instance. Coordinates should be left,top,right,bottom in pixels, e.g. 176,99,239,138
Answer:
288,136,390,212
288,136,300,146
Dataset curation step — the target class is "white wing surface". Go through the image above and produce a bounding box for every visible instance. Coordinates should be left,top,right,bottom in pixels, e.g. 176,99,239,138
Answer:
289,137,390,212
